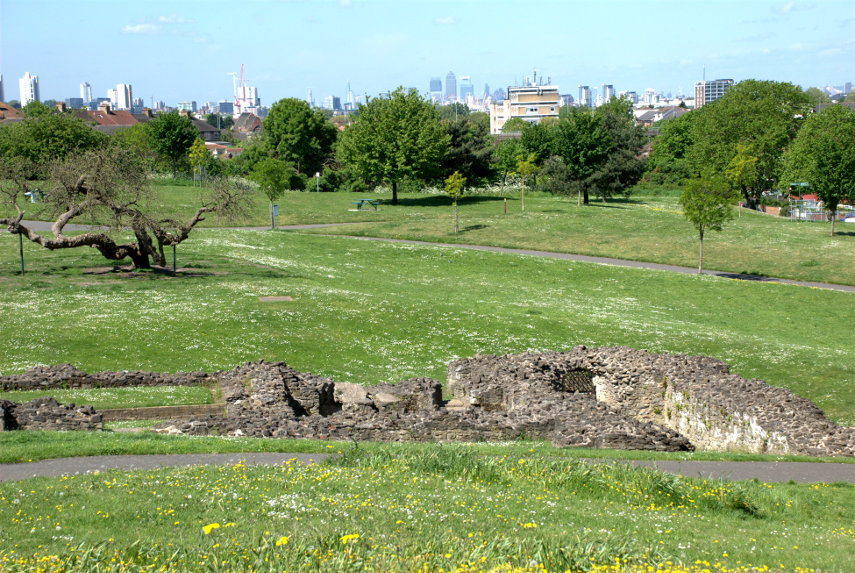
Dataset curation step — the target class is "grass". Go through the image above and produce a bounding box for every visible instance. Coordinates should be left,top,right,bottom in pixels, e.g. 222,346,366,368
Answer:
4,431,855,466
1,229,852,425
0,386,213,410
8,181,855,285
0,443,853,572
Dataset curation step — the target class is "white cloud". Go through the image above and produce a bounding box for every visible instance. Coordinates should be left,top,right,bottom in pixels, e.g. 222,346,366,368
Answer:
159,14,193,24
340,0,352,6
122,24,160,34
434,16,455,25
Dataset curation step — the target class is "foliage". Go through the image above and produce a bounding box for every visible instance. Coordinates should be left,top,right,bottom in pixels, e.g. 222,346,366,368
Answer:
500,117,529,132
513,153,538,211
538,155,572,195
438,102,470,121
680,174,740,273
687,79,812,208
519,122,554,164
204,113,234,130
588,96,647,201
440,115,495,185
250,158,295,228
444,170,466,233
550,107,611,204
781,104,855,235
263,98,338,175
109,123,157,170
804,86,831,104
337,87,449,204
0,107,106,175
493,138,525,185
146,111,197,178
188,138,210,185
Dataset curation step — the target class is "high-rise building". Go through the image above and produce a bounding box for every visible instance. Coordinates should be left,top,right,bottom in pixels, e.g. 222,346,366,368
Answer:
19,72,40,106
601,84,615,104
693,79,733,108
218,101,234,115
307,88,315,108
618,90,638,104
490,73,560,134
445,71,457,102
346,82,355,110
177,101,197,112
643,88,657,106
577,85,592,108
322,95,341,111
114,83,133,110
65,97,84,109
0,75,4,102
459,75,474,103
429,76,442,102
80,82,92,104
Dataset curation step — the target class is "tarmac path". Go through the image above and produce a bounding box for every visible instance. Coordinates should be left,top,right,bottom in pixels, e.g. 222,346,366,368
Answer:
1,453,853,484
8,220,854,293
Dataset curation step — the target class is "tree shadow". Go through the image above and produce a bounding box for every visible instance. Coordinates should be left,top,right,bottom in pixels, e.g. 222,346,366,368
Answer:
462,224,487,232
385,195,505,208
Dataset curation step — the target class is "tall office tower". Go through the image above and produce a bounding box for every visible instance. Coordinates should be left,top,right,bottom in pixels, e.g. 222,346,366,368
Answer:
346,82,355,110
80,82,92,103
643,88,657,105
618,90,639,104
445,71,457,102
0,75,4,102
429,76,442,101
19,72,40,105
107,88,118,107
577,85,592,108
601,84,615,103
115,83,133,110
484,83,490,98
459,75,474,102
307,88,315,108
693,79,733,108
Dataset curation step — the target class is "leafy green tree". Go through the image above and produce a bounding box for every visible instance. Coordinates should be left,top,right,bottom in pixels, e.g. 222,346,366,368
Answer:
263,98,338,176
110,123,156,169
687,79,812,208
520,122,554,164
440,115,495,185
781,104,855,236
250,158,294,229
539,155,572,195
513,153,538,212
589,97,647,201
679,174,740,273
803,87,831,105
439,102,470,121
444,170,466,233
22,101,52,118
146,111,197,178
0,107,106,174
724,143,759,203
189,138,210,187
501,117,529,133
493,138,525,186
204,113,234,130
337,87,449,205
550,108,610,205
645,112,696,184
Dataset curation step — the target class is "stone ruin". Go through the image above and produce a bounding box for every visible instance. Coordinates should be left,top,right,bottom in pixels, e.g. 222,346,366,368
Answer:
1,347,853,456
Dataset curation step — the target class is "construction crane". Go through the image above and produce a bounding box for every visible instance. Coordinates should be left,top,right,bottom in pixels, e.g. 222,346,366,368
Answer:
227,64,246,115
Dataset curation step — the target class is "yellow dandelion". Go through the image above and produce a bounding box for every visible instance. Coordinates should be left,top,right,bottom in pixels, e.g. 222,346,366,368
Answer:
340,534,360,545
276,536,289,546
202,523,220,535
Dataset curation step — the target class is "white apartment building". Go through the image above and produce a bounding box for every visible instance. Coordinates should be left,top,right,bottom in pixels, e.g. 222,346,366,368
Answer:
19,72,40,106
490,82,560,134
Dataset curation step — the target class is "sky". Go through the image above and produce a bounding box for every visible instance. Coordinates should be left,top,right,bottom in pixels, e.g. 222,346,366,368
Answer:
1,0,853,107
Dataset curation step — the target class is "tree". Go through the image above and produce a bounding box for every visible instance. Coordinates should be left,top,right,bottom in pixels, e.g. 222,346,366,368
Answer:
550,108,610,205
444,171,466,233
204,113,234,130
501,117,529,133
263,98,338,176
0,147,251,269
588,97,647,201
337,87,449,205
539,155,572,195
250,158,294,229
440,114,495,185
0,107,106,174
493,138,525,187
679,174,740,273
804,87,831,105
188,138,210,187
146,111,197,178
439,102,470,121
513,153,538,212
645,112,696,185
687,80,812,208
781,104,855,236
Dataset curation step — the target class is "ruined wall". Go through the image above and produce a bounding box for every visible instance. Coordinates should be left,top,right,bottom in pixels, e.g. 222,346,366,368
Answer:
0,397,102,431
0,364,212,391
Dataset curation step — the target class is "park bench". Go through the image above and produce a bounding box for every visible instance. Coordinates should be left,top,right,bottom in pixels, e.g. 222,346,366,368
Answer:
351,199,380,211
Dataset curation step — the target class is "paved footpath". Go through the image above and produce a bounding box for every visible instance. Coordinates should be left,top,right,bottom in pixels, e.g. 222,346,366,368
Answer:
1,453,853,484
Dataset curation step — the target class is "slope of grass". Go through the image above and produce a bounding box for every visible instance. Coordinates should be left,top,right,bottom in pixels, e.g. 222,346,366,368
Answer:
0,386,212,410
1,230,852,424
0,444,853,572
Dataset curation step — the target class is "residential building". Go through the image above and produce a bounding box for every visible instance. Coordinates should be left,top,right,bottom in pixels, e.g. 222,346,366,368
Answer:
445,71,457,102
577,85,592,108
619,90,639,104
490,78,560,135
80,82,92,104
19,72,40,106
114,83,133,110
634,105,690,127
693,79,733,108
642,88,657,106
601,84,615,104
65,97,84,109
177,101,198,112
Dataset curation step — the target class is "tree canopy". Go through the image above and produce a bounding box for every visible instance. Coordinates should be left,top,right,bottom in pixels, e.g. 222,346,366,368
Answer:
263,98,338,176
336,87,449,204
146,111,197,178
781,104,855,235
679,174,740,273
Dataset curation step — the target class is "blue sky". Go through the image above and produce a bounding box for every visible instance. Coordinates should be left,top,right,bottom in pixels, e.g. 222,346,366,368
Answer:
2,0,853,106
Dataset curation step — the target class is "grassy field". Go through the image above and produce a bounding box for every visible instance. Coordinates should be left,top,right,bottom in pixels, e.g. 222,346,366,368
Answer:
0,386,213,410
0,443,853,572
8,181,855,285
1,229,852,424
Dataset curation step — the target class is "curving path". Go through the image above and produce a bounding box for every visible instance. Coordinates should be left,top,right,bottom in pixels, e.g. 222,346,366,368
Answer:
1,453,853,484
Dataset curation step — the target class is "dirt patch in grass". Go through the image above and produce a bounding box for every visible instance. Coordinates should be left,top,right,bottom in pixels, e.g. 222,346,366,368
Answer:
258,296,294,302
80,266,219,278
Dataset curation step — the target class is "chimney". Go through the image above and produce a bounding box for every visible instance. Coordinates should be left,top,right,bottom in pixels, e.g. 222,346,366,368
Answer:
55,102,67,113
141,108,153,119
98,102,111,114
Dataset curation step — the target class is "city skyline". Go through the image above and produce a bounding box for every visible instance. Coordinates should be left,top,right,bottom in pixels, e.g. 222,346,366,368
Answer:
1,0,853,107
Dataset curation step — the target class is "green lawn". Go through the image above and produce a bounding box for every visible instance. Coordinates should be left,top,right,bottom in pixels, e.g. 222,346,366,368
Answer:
1,444,853,572
2,229,852,425
0,386,213,410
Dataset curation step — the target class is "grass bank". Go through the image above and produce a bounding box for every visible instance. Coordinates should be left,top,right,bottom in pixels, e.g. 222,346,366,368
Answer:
2,230,852,424
0,444,852,572
0,386,213,410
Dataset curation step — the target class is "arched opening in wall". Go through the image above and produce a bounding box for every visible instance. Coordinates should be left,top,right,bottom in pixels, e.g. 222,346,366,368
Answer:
553,369,595,393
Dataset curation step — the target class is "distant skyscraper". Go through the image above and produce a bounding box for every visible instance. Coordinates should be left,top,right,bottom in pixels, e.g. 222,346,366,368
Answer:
80,82,92,104
693,79,732,108
445,71,457,102
601,84,615,104
618,90,639,104
19,72,40,106
307,88,315,108
459,76,474,103
347,82,355,110
65,97,84,109
484,83,490,98
114,83,133,110
0,75,4,102
643,88,657,106
578,85,592,108
429,77,442,102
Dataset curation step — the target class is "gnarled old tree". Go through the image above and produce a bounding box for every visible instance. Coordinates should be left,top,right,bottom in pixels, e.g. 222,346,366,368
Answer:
1,147,251,269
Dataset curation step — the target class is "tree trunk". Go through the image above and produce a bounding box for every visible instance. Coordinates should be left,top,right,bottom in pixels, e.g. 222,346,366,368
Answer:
453,200,459,233
392,180,398,205
583,188,590,205
270,200,275,230
521,182,525,212
698,227,704,274
830,211,836,236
